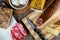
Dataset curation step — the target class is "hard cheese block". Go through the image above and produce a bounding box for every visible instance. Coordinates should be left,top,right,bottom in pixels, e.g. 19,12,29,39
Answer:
0,7,13,29
30,0,46,10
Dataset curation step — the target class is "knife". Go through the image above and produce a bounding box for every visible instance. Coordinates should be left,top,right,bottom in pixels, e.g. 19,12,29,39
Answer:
26,17,46,40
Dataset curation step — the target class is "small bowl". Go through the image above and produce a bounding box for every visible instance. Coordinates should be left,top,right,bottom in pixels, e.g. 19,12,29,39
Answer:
9,0,29,10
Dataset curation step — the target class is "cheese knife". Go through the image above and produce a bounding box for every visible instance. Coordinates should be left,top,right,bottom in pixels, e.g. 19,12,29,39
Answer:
26,17,46,40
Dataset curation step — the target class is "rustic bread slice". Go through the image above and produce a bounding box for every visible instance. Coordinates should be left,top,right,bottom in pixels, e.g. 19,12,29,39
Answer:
0,7,13,29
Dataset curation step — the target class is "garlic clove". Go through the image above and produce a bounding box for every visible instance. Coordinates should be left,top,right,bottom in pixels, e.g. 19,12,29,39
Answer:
19,0,27,5
12,0,20,6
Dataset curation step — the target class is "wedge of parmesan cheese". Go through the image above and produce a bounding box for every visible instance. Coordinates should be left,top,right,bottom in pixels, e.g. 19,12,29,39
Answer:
46,27,59,36
56,26,60,31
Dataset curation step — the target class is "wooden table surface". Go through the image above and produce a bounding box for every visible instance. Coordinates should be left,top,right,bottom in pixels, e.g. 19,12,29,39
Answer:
0,0,60,40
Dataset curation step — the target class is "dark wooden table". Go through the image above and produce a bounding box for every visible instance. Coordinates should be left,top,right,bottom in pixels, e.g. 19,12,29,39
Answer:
0,0,60,40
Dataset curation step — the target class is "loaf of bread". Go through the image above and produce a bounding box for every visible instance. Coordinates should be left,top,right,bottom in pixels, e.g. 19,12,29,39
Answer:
0,7,13,29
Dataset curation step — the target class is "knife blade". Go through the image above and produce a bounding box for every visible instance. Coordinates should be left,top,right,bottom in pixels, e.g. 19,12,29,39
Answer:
26,17,46,40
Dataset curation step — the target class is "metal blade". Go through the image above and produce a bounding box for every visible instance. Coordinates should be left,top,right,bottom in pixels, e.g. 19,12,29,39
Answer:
26,17,35,29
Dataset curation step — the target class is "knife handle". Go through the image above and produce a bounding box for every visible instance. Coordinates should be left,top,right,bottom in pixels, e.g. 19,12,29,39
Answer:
34,29,46,40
